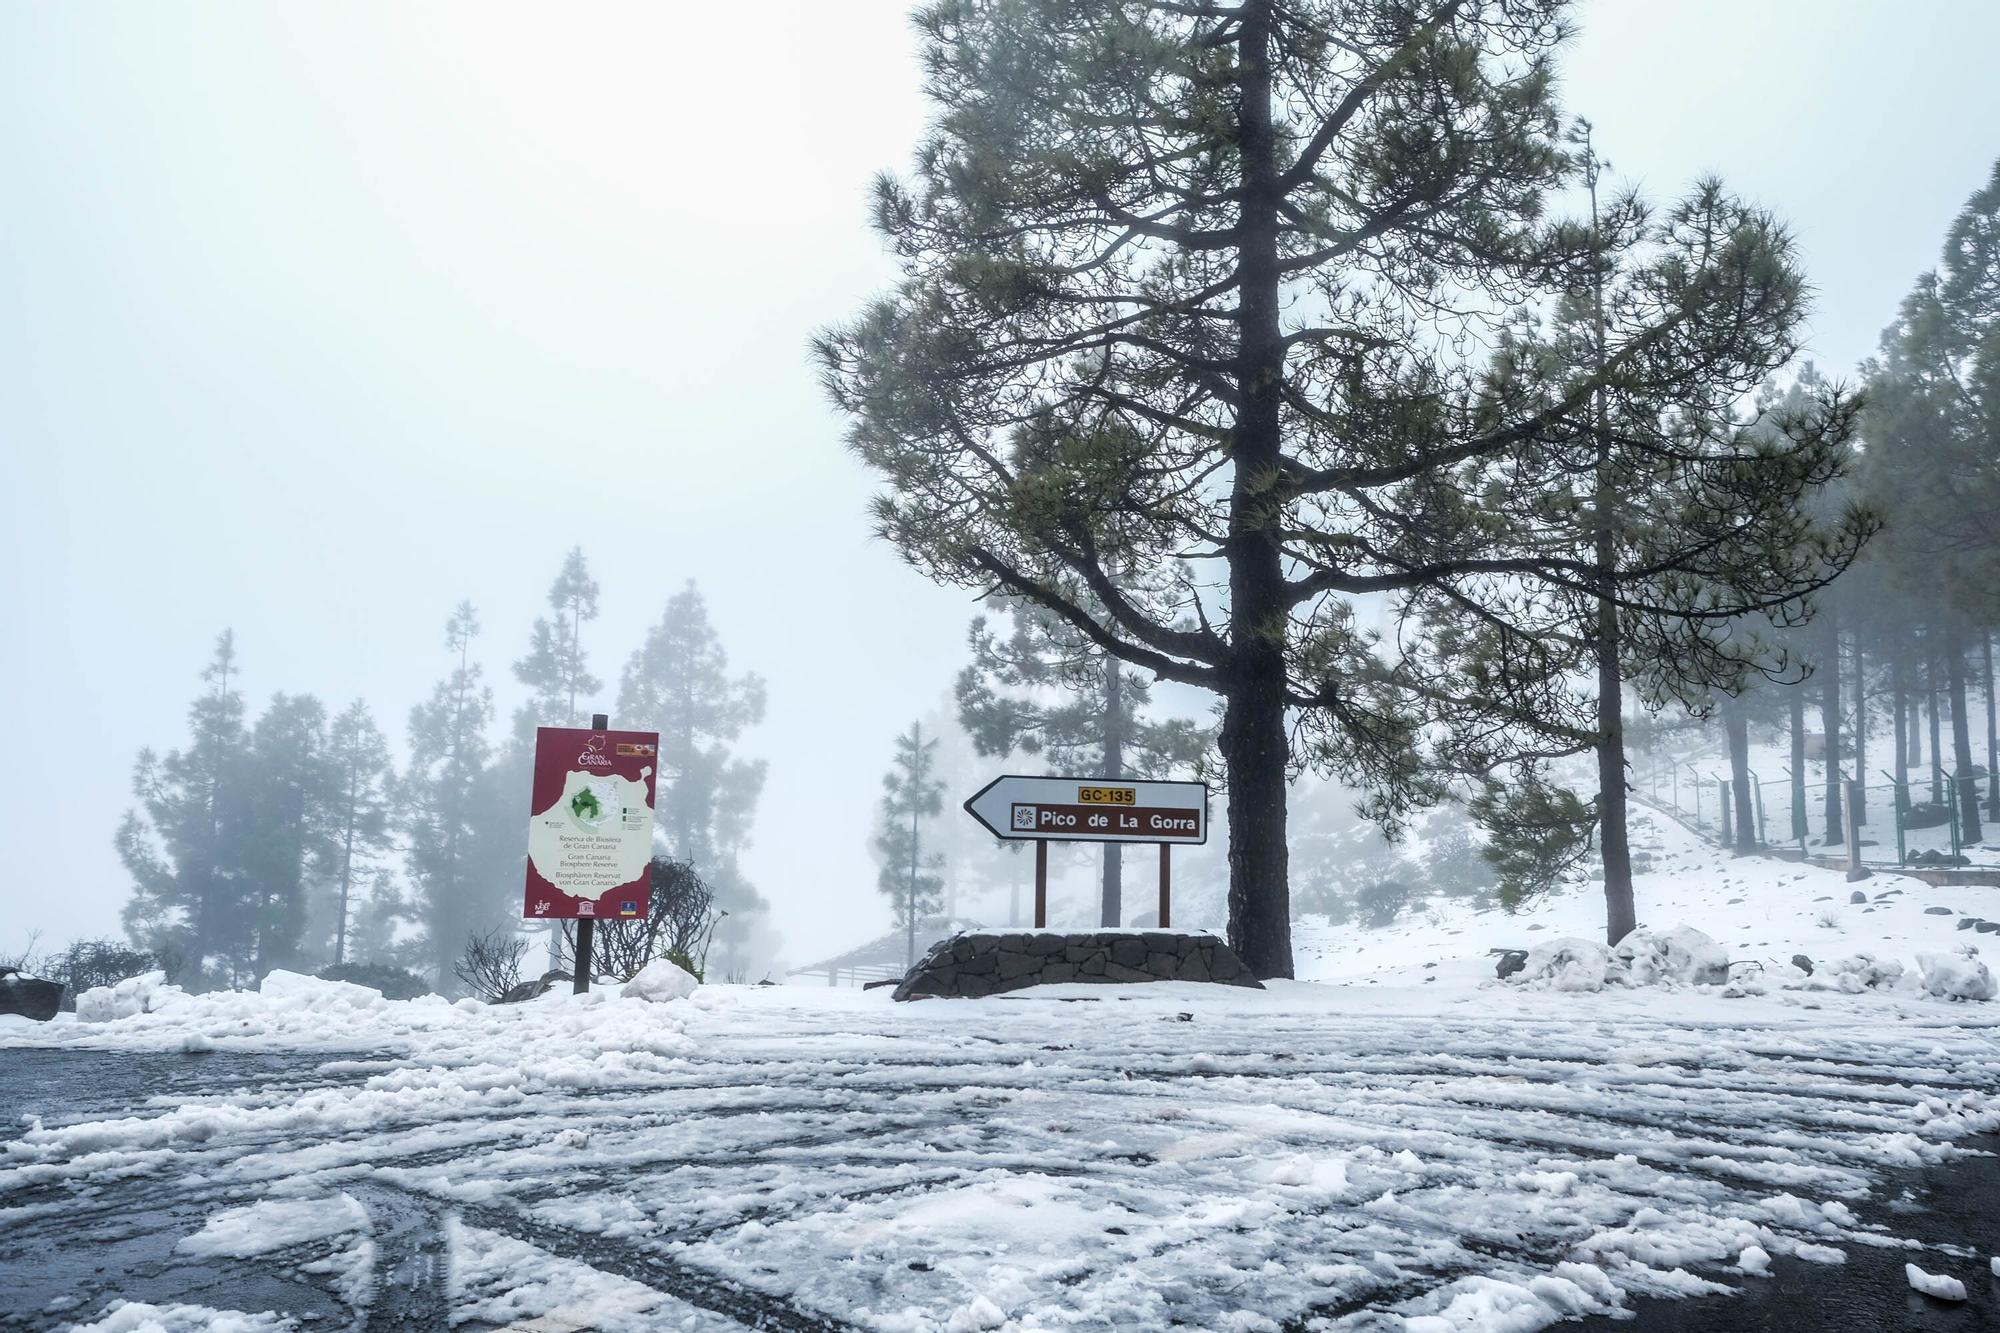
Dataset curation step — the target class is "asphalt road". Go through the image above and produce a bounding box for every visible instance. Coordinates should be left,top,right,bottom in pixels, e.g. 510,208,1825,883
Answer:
3,1043,1996,1331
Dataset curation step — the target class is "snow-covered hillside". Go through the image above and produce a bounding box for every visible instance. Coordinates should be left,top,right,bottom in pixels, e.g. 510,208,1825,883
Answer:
1296,803,2000,1001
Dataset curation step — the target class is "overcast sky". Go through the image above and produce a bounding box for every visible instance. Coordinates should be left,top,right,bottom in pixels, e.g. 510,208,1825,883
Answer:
4,1,1998,970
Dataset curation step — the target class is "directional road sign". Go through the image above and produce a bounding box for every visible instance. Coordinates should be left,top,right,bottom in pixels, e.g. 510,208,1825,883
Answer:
962,774,1209,845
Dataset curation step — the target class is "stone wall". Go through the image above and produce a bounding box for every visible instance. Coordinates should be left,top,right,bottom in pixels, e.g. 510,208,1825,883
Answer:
891,931,1262,1001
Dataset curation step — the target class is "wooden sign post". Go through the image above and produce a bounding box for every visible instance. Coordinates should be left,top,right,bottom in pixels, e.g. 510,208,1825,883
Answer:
964,775,1209,929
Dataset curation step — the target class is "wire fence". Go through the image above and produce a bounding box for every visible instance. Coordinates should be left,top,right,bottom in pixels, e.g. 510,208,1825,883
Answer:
1641,760,2000,870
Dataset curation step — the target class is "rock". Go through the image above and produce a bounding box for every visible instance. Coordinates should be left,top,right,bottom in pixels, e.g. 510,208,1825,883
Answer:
997,952,1041,980
1959,918,1979,930
500,969,573,1004
1850,890,1868,904
891,932,1262,999
1978,921,2000,934
1493,949,1529,980
0,969,61,1022
620,959,699,1004
1790,954,1815,976
1924,906,1955,916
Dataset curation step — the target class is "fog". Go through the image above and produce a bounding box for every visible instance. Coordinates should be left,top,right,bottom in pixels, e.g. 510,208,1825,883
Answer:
4,0,1997,970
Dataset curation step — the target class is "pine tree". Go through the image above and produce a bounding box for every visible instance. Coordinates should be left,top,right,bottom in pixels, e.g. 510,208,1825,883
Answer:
240,692,337,974
117,631,254,984
1860,160,2000,847
876,722,946,966
957,591,1211,925
818,0,1812,976
403,602,497,988
325,700,395,966
513,547,603,736
1420,150,1870,938
616,581,770,967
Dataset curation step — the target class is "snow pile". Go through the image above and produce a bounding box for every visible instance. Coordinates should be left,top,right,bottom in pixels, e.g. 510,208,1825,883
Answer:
1915,948,1997,1002
74,971,184,1023
65,1302,296,1332
258,968,390,1009
1611,926,1730,986
1509,927,1732,992
1904,1262,1967,1301
618,958,700,1004
1510,937,1613,991
1809,954,1906,994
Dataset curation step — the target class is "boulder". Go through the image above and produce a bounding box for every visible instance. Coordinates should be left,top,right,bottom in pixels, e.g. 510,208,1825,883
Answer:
1509,938,1612,992
1493,949,1529,980
1790,954,1815,976
0,969,61,1022
499,969,572,1004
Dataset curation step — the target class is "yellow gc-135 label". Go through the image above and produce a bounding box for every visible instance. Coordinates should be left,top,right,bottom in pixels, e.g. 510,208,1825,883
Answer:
1077,786,1137,805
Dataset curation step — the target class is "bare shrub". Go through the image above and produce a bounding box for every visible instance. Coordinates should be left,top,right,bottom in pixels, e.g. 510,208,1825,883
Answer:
558,857,724,982
454,926,529,1001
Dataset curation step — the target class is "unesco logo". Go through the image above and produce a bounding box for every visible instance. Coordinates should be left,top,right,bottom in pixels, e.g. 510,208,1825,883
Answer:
1012,805,1036,830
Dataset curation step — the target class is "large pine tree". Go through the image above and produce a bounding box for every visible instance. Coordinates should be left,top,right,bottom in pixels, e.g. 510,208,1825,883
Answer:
819,0,1771,976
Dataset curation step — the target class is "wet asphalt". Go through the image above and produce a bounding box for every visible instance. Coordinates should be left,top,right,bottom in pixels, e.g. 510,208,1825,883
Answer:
0,1047,1995,1331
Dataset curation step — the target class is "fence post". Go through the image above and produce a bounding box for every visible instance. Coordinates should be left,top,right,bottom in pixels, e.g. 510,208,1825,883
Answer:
1716,777,1732,847
1948,774,1962,861
1884,769,1908,867
1751,775,1767,846
1843,780,1870,882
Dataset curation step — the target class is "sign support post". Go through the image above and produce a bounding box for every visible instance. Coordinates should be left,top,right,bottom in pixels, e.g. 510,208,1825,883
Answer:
1034,841,1048,929
570,712,611,993
1159,843,1171,929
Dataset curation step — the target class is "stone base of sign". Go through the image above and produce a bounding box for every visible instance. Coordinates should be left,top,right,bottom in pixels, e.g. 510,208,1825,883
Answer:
890,931,1262,1001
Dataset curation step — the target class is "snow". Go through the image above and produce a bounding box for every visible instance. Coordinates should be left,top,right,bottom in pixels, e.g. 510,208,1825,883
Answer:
8,813,2000,1331
1904,1262,1968,1301
63,1302,296,1333
74,970,183,1023
621,957,701,1003
1916,948,1999,1001
1991,1254,2000,1277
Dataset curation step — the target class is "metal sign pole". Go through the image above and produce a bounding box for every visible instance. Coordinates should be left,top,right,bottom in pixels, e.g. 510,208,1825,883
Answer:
572,711,609,994
1158,843,1171,929
1034,841,1048,929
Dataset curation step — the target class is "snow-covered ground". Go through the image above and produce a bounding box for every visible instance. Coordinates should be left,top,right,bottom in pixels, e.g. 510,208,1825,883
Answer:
4,812,1999,1332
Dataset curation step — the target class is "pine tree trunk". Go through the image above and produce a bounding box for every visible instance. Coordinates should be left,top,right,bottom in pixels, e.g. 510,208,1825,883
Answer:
1893,654,1909,788
1100,660,1124,928
1585,147,1633,946
1927,645,1943,804
1220,0,1294,980
1947,625,1983,844
1984,636,1997,818
1789,685,1807,844
1723,697,1754,851
1820,620,1843,844
1850,635,1866,826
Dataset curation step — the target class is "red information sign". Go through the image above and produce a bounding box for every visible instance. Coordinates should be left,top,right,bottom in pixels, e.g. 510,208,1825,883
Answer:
522,726,660,922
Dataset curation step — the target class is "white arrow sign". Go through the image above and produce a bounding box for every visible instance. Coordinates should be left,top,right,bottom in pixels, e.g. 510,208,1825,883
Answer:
963,774,1209,845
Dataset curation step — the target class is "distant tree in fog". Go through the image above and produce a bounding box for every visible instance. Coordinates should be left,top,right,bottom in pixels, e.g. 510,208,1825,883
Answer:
325,699,395,966
401,602,498,990
875,721,945,966
617,580,771,969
